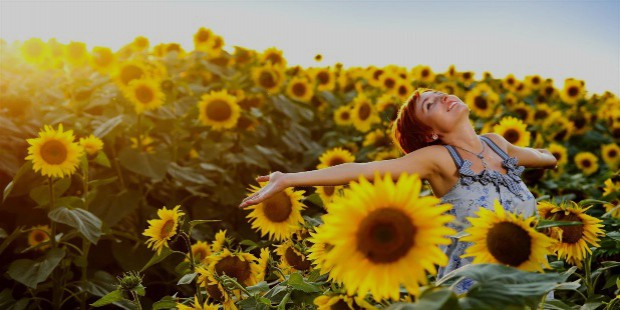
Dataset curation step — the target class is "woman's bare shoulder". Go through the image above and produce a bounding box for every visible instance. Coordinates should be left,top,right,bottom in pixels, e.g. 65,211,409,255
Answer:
481,133,509,150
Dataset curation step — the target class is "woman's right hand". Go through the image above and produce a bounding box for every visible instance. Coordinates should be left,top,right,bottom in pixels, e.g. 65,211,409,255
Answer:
238,171,288,209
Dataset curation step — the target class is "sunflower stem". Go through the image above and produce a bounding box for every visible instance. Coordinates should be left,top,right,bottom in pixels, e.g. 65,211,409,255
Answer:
584,252,594,298
48,177,63,310
109,138,126,190
130,290,143,310
80,156,91,310
181,232,204,305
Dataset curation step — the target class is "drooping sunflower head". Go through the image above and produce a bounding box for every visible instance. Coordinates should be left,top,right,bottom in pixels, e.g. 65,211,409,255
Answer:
319,171,455,300
28,225,51,251
142,205,185,255
317,147,356,170
124,78,166,114
26,124,85,178
536,201,605,268
574,152,599,176
79,134,104,156
244,180,306,241
462,200,555,272
493,116,530,147
197,89,241,131
334,105,353,126
256,247,271,282
601,143,620,170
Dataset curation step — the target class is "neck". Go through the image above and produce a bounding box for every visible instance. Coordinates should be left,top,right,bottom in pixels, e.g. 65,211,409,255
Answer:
439,123,483,152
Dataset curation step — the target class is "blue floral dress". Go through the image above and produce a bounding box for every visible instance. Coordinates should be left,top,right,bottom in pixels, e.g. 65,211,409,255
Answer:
436,136,537,294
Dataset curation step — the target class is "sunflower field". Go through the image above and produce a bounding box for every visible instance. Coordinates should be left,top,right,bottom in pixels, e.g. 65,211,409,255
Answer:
0,27,619,310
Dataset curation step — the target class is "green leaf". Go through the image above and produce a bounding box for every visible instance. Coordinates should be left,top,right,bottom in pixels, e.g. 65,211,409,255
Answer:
167,163,216,186
118,147,171,181
0,227,25,256
8,248,66,288
247,281,270,294
141,246,177,272
93,115,124,138
237,296,271,310
387,288,459,310
152,296,178,310
48,207,103,244
606,231,620,241
3,161,33,203
542,299,575,310
29,177,71,207
287,272,320,293
536,220,583,230
89,189,140,228
578,199,609,207
177,272,197,285
189,219,220,229
88,176,118,188
90,289,125,307
93,151,111,168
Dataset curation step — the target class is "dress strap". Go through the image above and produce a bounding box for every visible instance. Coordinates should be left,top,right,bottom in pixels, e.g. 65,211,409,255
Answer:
443,145,464,169
480,136,509,160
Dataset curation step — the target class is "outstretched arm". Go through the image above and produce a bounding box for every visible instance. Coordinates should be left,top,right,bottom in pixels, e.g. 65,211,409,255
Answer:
484,133,557,169
238,146,440,208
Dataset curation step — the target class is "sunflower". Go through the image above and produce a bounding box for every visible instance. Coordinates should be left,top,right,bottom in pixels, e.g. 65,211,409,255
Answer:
560,78,586,105
130,134,155,154
537,201,604,268
116,61,147,89
334,105,353,126
26,124,84,178
79,135,103,156
64,41,89,66
207,248,262,287
530,104,553,125
20,38,48,65
315,185,344,209
501,74,518,92
375,93,400,122
193,27,214,50
307,225,337,276
351,93,380,133
28,225,51,251
493,116,530,147
363,129,392,149
461,200,555,272
176,295,219,310
604,202,620,219
260,47,287,68
285,76,314,103
601,143,620,171
211,230,229,253
602,178,620,197
143,205,185,255
547,143,568,167
412,65,435,84
251,62,285,95
379,70,400,93
275,240,313,277
89,46,116,73
511,102,533,123
458,71,476,87
197,90,241,131
256,248,270,282
312,67,337,92
130,36,150,53
244,180,306,241
188,240,212,265
319,171,455,300
524,74,543,90
574,152,599,176
465,85,499,119
196,265,238,310
314,294,376,310
444,64,458,80
124,78,165,114
317,147,356,170
544,112,575,142
372,148,401,161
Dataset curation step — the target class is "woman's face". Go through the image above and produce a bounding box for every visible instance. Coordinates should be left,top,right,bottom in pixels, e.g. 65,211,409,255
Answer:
414,91,469,135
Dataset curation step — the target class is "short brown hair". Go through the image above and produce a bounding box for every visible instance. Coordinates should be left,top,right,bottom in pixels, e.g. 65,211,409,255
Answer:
391,88,440,154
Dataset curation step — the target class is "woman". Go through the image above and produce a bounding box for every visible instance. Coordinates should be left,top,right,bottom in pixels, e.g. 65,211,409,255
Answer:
238,88,558,293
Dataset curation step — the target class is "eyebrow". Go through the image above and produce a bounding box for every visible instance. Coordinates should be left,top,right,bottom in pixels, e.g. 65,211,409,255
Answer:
419,91,440,113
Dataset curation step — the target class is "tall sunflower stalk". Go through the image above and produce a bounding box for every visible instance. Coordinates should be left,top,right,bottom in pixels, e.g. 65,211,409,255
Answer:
180,231,205,306
48,176,63,310
79,155,91,310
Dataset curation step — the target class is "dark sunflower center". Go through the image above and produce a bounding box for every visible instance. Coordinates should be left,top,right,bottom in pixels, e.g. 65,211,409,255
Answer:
341,111,350,120
160,220,175,238
166,44,181,53
215,256,251,283
206,100,232,121
555,129,567,141
323,186,336,196
356,208,416,264
555,213,584,244
259,71,276,88
608,149,618,158
266,54,282,65
567,86,579,97
463,72,471,80
534,110,548,120
331,299,351,310
503,129,520,144
34,231,46,242
421,69,429,78
373,70,384,80
135,85,154,104
318,72,330,85
613,128,620,139
206,283,224,301
398,85,408,96
552,152,562,161
121,65,144,86
40,140,68,165
194,249,208,261
375,136,392,147
474,96,488,110
328,156,346,167
573,116,586,129
507,78,515,85
486,222,532,267
384,78,395,89
292,83,307,97
285,247,311,270
545,86,554,96
532,77,540,84
263,191,293,222
358,103,371,120
581,159,592,168
515,108,528,120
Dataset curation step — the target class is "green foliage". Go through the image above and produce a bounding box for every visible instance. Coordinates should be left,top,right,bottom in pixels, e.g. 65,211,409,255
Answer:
8,248,66,288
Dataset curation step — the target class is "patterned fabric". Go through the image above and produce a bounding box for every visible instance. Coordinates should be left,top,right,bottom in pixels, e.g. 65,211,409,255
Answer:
436,136,537,294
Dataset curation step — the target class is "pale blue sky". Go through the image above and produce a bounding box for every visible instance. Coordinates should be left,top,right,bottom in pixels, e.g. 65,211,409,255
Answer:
1,0,618,96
